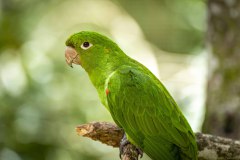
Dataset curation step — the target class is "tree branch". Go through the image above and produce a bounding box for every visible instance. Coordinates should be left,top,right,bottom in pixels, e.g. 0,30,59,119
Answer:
76,122,240,160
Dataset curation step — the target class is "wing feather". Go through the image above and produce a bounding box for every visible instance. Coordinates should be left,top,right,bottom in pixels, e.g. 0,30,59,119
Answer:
106,66,197,160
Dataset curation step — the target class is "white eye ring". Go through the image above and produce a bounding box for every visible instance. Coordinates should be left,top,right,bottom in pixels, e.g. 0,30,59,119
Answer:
81,42,93,50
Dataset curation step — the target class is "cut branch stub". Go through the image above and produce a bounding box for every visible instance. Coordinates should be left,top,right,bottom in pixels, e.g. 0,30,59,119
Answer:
76,121,123,147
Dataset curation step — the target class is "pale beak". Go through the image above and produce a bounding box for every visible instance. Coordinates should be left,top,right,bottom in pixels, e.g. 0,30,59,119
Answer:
65,46,81,67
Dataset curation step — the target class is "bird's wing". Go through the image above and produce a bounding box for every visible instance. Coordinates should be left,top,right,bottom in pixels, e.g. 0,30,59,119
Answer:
106,66,197,160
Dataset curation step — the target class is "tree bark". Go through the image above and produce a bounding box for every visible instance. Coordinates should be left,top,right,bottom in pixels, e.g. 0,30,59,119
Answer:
76,122,240,160
202,0,240,139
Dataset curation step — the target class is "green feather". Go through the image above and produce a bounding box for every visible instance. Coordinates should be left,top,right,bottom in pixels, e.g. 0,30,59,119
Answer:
66,31,198,160
106,66,197,160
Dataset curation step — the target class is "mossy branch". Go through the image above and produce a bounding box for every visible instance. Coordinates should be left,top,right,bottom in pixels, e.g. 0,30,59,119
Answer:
76,122,240,160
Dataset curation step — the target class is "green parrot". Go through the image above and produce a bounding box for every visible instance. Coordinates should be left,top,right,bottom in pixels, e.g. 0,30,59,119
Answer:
65,31,198,160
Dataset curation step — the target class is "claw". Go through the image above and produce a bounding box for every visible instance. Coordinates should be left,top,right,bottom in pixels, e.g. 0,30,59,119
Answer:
119,134,130,158
119,133,143,159
136,148,143,158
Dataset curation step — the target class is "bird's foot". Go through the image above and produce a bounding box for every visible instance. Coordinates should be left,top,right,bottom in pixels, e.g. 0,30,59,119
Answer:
119,134,143,159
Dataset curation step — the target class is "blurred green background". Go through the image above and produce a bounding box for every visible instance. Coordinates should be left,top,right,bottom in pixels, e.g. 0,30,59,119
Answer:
0,0,206,159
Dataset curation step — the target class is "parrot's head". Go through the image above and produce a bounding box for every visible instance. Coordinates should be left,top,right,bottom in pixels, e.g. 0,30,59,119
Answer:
65,31,124,72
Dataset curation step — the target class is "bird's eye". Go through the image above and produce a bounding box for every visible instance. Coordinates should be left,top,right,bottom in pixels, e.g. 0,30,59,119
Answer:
81,42,92,50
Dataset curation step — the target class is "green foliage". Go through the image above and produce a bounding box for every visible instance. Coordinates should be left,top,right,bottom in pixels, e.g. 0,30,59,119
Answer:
115,0,206,53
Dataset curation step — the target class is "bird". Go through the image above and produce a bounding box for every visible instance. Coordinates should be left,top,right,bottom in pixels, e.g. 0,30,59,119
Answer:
65,31,198,160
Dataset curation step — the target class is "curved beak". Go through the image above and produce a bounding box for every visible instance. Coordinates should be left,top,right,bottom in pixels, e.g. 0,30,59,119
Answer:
65,46,81,67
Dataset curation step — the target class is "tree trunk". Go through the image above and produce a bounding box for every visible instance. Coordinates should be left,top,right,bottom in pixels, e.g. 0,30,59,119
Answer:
202,0,240,139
